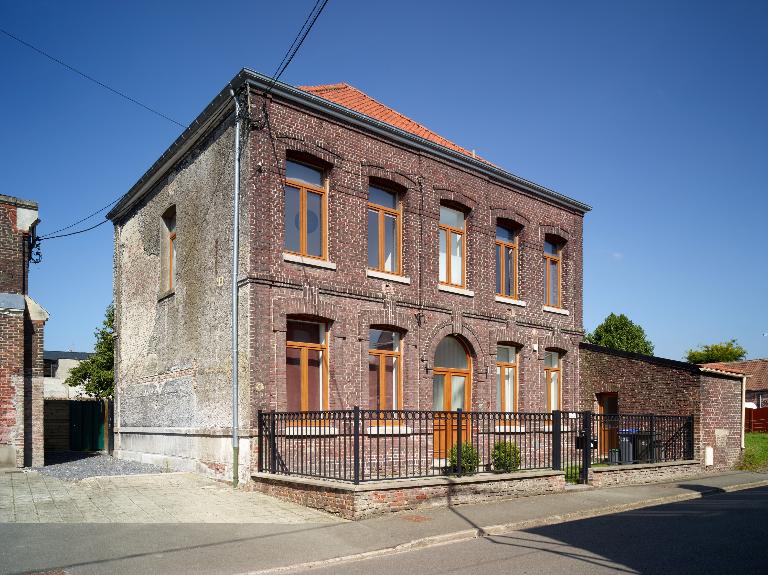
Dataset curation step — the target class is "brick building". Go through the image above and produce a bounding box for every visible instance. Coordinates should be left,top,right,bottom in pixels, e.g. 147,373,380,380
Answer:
702,359,768,408
0,194,47,468
108,69,589,481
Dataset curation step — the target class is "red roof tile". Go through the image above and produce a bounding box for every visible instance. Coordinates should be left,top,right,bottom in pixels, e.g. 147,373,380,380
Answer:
299,83,487,163
702,359,768,391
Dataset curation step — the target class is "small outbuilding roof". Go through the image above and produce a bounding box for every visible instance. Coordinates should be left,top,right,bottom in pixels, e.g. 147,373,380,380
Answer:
702,359,768,391
43,350,93,361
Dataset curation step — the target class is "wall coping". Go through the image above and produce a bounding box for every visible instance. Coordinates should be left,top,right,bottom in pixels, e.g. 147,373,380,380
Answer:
115,426,254,437
252,469,565,493
590,460,700,473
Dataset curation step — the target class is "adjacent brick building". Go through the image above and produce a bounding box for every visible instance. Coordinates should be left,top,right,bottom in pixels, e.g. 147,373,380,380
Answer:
0,194,47,468
702,359,768,408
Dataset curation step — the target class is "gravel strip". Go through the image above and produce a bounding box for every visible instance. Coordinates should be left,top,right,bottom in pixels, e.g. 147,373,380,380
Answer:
33,453,166,481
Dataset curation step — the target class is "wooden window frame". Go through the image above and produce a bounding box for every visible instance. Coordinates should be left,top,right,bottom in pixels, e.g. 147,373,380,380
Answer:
284,162,328,260
496,232,518,299
168,230,176,291
367,188,403,275
286,321,329,413
438,209,466,288
545,355,562,412
368,335,403,413
544,244,562,308
496,347,519,412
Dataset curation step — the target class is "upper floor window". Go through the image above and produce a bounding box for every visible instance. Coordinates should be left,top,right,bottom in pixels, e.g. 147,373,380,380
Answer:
438,206,465,287
544,350,561,412
543,239,562,307
496,345,518,412
368,329,402,410
284,159,326,259
286,319,327,411
495,226,518,298
367,185,401,274
163,206,176,292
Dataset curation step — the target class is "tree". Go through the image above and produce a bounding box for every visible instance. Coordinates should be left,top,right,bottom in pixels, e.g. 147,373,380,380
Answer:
686,339,747,364
585,313,654,355
66,304,115,399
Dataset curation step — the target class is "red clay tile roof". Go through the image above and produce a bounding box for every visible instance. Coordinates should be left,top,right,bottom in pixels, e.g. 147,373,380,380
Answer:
299,83,487,163
702,359,768,391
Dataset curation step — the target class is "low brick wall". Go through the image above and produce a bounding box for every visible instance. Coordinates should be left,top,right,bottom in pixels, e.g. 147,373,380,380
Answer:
589,460,702,488
251,470,567,520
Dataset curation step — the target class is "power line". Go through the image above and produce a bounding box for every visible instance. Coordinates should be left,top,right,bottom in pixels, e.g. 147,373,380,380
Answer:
0,27,187,128
38,218,110,241
39,196,121,239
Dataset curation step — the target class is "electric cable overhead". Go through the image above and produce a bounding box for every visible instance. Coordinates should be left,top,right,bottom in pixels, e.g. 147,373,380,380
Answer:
0,27,187,128
38,196,121,239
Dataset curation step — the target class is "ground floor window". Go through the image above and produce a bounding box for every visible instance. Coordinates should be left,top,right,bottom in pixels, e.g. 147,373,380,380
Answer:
286,320,327,411
496,345,518,412
368,329,401,410
544,350,561,412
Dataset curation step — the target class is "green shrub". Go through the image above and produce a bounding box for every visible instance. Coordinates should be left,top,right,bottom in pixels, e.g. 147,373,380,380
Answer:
491,441,521,472
448,442,480,475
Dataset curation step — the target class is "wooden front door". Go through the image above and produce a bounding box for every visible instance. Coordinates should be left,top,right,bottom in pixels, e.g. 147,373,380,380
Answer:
597,393,619,459
432,370,471,460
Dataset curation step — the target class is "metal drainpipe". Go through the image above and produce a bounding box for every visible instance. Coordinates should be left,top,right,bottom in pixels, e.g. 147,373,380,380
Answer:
229,88,241,487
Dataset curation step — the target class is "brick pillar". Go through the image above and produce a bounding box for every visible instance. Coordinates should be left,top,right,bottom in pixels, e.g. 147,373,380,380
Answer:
0,311,24,467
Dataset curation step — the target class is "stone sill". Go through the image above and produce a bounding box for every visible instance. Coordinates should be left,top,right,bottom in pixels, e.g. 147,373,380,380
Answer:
366,269,411,284
115,426,253,437
495,295,527,307
542,305,569,316
252,468,565,493
438,284,475,297
283,252,337,270
591,460,699,473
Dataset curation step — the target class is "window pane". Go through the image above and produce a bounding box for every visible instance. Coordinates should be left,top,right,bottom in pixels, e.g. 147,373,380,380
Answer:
170,236,176,288
367,209,379,269
306,349,323,410
368,354,380,409
433,374,444,411
549,371,560,411
495,244,501,294
286,347,302,411
505,247,515,296
284,186,301,252
496,366,502,412
287,321,321,344
544,240,558,255
435,336,468,369
505,367,515,412
450,375,466,410
166,213,176,234
496,225,514,242
369,329,399,351
384,356,396,410
450,232,462,285
497,345,515,364
383,213,397,272
544,351,559,368
286,160,323,187
440,206,464,229
438,229,447,282
305,191,323,257
549,260,559,306
369,186,397,209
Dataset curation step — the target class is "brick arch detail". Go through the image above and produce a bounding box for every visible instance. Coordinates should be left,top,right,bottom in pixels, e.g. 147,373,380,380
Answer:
271,292,343,333
362,165,419,191
278,135,344,169
356,308,416,341
539,224,571,244
489,324,530,352
433,187,478,212
422,320,486,377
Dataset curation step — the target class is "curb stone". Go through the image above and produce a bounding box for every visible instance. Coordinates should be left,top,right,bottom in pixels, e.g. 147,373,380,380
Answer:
241,479,768,575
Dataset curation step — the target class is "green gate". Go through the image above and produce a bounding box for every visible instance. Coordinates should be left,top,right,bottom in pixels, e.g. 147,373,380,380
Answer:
69,401,105,451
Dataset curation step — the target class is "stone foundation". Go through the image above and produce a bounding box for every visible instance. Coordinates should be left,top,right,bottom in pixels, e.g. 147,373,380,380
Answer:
251,470,567,520
589,460,702,488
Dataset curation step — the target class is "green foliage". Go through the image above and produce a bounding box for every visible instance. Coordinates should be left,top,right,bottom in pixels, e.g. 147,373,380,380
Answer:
738,433,768,471
585,313,654,355
447,442,480,475
65,304,115,399
686,339,747,364
491,441,521,472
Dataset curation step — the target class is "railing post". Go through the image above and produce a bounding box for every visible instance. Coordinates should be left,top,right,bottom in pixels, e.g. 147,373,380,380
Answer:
552,410,562,471
269,410,276,474
257,409,264,473
649,413,656,463
456,408,463,477
581,411,592,484
353,406,360,485
687,415,694,460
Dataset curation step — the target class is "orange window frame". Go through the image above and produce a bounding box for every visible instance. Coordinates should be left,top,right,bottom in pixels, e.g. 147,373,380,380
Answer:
496,236,518,298
496,358,518,412
544,249,562,307
168,231,176,291
545,364,562,412
439,221,466,288
286,336,329,413
285,174,327,260
367,197,402,275
368,346,403,411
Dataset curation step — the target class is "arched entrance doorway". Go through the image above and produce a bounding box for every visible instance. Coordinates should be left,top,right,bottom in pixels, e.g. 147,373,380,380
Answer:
432,335,472,460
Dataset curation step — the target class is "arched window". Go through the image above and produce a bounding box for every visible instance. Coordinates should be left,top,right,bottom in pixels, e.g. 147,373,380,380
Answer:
367,184,402,274
285,319,328,411
438,206,466,287
495,224,518,298
284,158,327,259
162,206,176,292
368,329,402,410
544,238,563,308
433,336,471,410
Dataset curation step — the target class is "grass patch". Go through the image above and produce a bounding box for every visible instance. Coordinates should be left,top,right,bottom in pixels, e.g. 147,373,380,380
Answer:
739,433,768,471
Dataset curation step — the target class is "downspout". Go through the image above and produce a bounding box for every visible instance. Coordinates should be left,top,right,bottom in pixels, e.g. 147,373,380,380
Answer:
229,88,241,487
741,375,746,449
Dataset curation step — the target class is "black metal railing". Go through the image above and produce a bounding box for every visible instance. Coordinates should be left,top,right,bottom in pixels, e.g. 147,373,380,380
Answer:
257,409,694,484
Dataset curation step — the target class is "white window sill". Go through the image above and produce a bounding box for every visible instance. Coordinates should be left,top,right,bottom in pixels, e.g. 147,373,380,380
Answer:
495,295,526,307
494,425,526,433
284,426,339,436
543,305,570,316
438,284,475,297
366,269,411,284
283,252,337,270
365,426,413,435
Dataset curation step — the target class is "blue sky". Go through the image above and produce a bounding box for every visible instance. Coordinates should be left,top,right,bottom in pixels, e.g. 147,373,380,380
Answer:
1,1,766,360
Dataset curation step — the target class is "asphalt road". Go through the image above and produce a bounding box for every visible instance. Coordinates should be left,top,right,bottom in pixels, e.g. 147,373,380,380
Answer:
304,486,768,575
